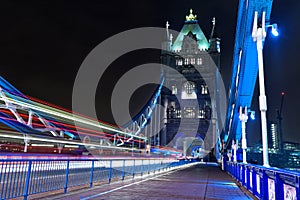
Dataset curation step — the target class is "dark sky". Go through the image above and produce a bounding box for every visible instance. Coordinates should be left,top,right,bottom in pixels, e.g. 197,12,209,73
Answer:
0,0,299,145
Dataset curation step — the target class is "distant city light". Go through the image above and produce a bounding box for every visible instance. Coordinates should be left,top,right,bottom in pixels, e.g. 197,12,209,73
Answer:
281,91,285,96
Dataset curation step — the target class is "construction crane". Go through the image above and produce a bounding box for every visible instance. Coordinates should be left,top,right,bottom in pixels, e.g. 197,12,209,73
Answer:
276,92,285,151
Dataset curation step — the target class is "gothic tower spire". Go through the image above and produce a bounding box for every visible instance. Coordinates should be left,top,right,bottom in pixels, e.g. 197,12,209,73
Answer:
210,17,216,40
208,17,221,70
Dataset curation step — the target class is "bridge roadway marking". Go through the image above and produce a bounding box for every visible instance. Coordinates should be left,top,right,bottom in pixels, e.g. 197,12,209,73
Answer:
43,162,255,200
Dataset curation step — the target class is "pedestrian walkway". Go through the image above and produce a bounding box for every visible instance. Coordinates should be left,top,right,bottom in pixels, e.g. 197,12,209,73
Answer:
42,163,255,200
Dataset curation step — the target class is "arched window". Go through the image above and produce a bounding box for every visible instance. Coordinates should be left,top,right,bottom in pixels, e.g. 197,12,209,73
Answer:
176,58,182,66
171,85,177,95
190,58,195,65
182,81,196,99
175,109,181,118
198,109,205,119
178,59,182,66
184,82,195,94
184,58,189,65
197,57,203,65
201,85,208,95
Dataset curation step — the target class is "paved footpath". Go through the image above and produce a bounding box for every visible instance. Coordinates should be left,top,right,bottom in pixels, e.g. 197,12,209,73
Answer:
42,163,255,200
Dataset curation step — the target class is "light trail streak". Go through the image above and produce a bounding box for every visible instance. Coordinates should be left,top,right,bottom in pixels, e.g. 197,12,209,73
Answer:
0,112,145,144
0,130,140,151
0,91,146,140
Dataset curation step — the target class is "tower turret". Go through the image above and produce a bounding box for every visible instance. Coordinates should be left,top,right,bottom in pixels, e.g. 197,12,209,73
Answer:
208,17,221,70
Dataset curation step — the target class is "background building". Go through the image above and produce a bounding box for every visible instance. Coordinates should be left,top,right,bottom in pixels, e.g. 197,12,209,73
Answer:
268,121,279,150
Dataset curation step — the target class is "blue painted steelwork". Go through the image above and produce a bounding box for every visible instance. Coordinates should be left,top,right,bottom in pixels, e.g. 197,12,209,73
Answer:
0,84,80,139
0,112,41,135
0,76,24,98
0,158,192,200
225,161,300,200
89,160,95,187
122,77,165,135
223,0,274,147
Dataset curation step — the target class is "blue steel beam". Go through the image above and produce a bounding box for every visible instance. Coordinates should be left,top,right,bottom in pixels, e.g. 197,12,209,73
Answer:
223,0,274,147
0,76,24,98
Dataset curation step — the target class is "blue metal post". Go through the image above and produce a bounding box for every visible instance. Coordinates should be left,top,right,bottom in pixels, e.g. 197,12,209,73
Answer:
252,168,257,195
148,160,150,174
297,176,300,200
233,163,236,178
7,160,14,199
23,160,32,200
239,165,243,183
141,160,144,176
262,169,268,199
122,160,125,181
64,161,70,194
90,160,95,188
243,165,247,187
108,160,112,183
132,160,135,178
0,162,4,198
1,162,8,199
246,166,250,189
241,165,244,183
11,162,19,198
235,163,238,179
275,172,283,200
242,165,245,184
257,172,262,199
238,163,241,179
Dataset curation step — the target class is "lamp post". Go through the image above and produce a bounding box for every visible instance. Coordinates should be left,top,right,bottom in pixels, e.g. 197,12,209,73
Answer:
232,140,237,163
239,107,248,164
252,11,278,167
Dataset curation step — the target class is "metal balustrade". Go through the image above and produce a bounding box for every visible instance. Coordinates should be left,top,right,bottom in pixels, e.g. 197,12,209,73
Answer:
225,160,300,200
0,158,191,200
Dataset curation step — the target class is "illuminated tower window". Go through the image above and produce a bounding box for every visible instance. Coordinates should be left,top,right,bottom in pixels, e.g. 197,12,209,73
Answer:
178,59,182,65
175,109,181,118
201,85,208,95
197,57,203,65
182,81,196,99
198,109,205,119
184,58,189,65
171,85,177,95
183,107,195,118
217,41,221,53
176,58,183,66
190,58,195,65
185,82,195,94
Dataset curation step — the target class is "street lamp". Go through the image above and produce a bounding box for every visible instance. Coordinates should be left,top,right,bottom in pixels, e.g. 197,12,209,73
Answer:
239,107,248,164
250,110,256,120
269,23,279,37
252,11,278,167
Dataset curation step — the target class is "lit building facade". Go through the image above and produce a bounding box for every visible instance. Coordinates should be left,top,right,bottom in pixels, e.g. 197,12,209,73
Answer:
268,121,279,150
160,9,221,159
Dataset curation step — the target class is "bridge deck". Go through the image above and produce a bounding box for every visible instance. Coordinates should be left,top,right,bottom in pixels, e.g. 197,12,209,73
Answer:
40,163,254,200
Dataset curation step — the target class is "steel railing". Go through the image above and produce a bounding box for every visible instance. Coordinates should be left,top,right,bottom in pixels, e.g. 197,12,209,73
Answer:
0,158,192,200
224,160,300,199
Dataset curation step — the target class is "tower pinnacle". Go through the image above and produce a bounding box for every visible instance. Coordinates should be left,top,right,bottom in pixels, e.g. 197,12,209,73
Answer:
186,9,197,21
210,17,216,39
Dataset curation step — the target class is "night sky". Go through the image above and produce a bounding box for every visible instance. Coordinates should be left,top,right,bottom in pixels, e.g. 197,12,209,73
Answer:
0,0,299,145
